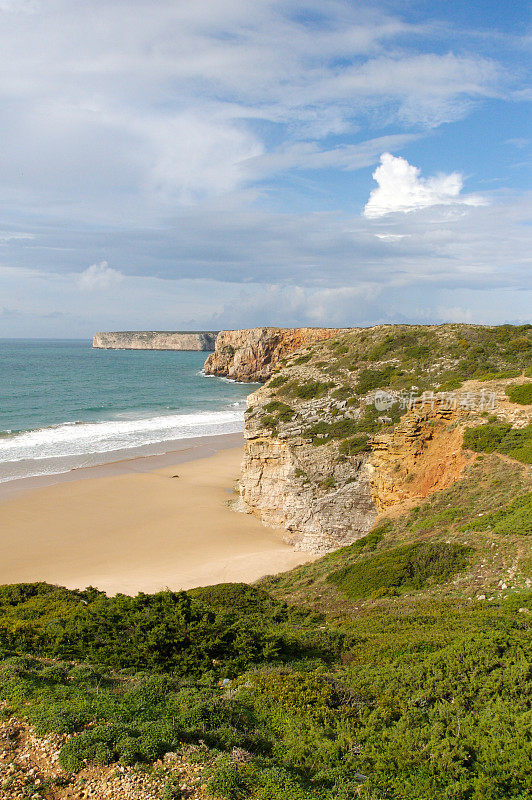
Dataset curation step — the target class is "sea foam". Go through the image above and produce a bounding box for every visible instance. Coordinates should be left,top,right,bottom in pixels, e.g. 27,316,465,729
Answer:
0,407,244,467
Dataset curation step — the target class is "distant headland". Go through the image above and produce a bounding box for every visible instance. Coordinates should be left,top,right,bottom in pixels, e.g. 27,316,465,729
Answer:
92,330,219,351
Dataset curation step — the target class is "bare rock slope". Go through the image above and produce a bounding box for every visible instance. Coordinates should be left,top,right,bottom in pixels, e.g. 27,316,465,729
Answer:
203,327,348,382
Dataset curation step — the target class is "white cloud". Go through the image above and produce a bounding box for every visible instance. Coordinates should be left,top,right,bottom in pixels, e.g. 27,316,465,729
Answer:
364,153,488,218
0,1,513,219
0,231,35,243
78,261,123,291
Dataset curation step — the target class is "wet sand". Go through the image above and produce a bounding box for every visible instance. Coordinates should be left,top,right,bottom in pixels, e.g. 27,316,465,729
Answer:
0,438,312,594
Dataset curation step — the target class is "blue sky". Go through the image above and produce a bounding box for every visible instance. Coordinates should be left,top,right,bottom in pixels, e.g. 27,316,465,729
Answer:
0,0,530,337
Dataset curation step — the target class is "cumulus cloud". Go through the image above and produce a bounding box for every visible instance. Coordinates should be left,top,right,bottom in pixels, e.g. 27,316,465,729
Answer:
364,153,488,218
78,261,123,291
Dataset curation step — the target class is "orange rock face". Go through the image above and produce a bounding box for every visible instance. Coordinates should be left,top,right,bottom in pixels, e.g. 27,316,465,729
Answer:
203,327,349,382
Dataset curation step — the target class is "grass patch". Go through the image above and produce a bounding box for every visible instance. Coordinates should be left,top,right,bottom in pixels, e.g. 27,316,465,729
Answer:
461,491,532,536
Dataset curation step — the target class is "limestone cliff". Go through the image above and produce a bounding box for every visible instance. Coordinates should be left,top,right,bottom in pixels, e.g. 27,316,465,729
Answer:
93,331,218,351
236,323,532,552
203,327,349,382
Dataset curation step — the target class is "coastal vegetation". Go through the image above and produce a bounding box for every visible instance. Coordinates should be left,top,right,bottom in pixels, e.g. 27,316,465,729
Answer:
1,453,531,799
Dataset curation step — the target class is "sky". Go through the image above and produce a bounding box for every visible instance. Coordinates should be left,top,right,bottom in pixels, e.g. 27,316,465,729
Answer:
0,0,530,338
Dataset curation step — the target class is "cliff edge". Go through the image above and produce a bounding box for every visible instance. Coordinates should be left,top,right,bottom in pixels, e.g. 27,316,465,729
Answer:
203,327,349,382
236,323,532,552
93,331,218,351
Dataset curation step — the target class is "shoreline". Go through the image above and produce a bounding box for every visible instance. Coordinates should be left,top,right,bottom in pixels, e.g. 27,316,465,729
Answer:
0,439,313,595
0,431,244,501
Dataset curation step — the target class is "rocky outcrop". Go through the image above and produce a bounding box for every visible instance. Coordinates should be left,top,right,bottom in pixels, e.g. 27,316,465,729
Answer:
93,331,218,351
236,433,376,552
235,324,532,552
203,327,349,382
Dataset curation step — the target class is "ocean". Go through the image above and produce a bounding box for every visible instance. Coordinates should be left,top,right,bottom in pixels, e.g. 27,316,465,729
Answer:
0,340,255,483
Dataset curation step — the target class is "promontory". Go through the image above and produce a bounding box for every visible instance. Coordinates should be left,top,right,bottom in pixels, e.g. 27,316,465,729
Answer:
92,331,218,351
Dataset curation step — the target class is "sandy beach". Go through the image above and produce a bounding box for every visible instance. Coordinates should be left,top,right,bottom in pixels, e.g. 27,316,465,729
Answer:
0,436,312,595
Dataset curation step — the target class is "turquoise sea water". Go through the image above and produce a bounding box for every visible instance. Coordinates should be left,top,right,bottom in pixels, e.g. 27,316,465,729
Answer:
0,340,254,482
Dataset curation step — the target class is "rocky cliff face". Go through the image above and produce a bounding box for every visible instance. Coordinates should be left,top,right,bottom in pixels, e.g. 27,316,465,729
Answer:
236,323,532,552
93,331,218,351
203,327,349,382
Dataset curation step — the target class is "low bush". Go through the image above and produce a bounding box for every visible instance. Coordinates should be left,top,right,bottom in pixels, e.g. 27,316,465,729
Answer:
478,368,521,381
463,422,532,464
291,381,335,400
338,434,370,455
293,353,312,365
355,366,397,394
268,375,288,388
506,382,532,405
0,583,334,677
329,542,472,599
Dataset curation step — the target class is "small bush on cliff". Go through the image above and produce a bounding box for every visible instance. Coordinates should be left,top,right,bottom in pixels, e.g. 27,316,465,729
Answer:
329,542,472,600
355,366,397,393
268,375,288,388
338,434,370,455
291,380,335,400
506,382,532,405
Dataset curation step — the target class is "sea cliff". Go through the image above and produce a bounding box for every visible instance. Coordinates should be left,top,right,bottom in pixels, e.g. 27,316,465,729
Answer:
236,323,532,552
203,326,348,382
92,331,218,351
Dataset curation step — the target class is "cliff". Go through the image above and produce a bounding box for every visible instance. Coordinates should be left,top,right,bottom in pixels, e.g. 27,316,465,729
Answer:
203,327,349,382
92,331,218,351
236,323,532,552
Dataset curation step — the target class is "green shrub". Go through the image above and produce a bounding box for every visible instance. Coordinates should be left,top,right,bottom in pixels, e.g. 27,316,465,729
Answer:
264,401,290,414
329,542,472,599
292,381,335,400
262,401,294,425
463,422,532,464
338,434,370,455
308,417,362,444
478,368,521,381
506,383,532,405
355,366,397,394
332,386,353,401
410,507,463,532
0,584,332,678
207,756,252,799
294,353,312,365
268,375,288,388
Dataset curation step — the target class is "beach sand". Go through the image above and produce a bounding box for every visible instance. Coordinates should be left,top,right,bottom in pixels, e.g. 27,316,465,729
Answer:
0,438,312,595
